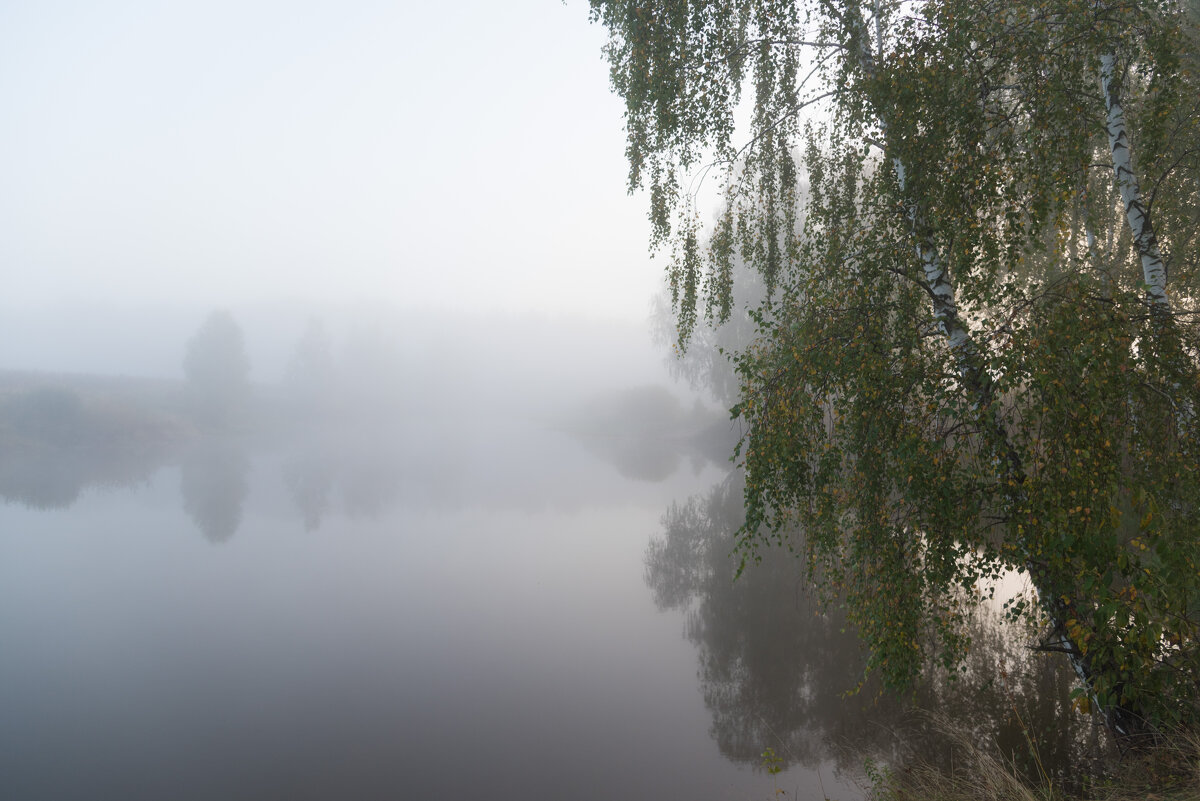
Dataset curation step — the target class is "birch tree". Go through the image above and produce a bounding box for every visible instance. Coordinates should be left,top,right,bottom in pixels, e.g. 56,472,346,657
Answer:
588,0,1200,739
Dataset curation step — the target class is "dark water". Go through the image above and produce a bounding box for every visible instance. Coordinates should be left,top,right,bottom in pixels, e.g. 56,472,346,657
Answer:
0,401,1093,800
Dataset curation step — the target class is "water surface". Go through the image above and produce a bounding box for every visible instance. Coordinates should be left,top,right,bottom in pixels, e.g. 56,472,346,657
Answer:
0,390,1089,800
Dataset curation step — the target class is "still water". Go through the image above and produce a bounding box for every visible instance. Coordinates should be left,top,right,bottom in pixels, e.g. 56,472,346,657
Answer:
0,400,1089,800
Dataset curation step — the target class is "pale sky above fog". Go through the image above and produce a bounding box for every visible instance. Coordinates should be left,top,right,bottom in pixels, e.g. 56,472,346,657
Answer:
0,0,659,322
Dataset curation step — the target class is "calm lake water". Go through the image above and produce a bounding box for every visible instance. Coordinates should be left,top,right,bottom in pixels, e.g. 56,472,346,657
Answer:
0,401,1091,800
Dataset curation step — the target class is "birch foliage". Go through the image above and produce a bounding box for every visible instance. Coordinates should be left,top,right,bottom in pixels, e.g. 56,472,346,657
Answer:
590,0,1200,737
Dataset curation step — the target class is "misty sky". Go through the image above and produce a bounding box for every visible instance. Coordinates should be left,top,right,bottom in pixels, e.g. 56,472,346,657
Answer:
0,0,658,322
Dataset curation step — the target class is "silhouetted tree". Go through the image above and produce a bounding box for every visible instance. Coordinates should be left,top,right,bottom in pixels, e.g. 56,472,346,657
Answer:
183,310,250,426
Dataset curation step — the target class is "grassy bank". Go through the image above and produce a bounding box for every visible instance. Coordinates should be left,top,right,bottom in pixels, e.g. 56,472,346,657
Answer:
866,724,1200,801
0,375,195,508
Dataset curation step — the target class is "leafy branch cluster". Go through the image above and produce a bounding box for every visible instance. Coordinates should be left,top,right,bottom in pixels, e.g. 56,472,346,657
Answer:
591,0,1200,740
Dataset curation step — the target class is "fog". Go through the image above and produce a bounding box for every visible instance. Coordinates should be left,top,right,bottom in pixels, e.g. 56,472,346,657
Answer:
1,0,681,466
0,3,1098,799
0,292,780,801
0,300,737,507
1,0,658,321
0,4,785,796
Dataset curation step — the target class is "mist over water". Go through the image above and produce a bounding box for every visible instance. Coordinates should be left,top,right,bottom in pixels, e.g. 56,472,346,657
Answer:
0,302,1092,800
0,305,758,800
0,1,1096,793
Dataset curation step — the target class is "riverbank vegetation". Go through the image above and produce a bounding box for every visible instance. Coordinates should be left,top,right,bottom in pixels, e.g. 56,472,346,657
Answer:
866,722,1200,801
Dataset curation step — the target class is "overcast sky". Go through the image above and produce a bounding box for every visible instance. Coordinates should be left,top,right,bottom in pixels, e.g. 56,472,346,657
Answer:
0,0,660,324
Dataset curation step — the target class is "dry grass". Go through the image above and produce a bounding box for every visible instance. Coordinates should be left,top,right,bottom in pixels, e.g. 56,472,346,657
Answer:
867,721,1200,801
868,722,1052,801
1089,734,1200,801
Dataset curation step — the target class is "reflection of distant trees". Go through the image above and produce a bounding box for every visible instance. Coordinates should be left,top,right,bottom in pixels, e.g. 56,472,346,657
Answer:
277,430,410,529
181,441,248,544
282,447,334,532
646,473,1101,785
565,386,739,483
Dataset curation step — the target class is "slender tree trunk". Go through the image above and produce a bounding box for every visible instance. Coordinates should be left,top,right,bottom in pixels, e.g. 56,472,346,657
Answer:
1100,53,1170,308
853,2,989,395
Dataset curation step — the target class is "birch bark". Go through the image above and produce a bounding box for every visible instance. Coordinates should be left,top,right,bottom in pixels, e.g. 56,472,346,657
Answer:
1100,52,1171,308
854,2,988,395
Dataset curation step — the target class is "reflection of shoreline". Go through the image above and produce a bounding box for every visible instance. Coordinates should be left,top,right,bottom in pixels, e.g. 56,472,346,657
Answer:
0,379,728,534
0,383,188,510
558,385,741,483
646,471,1103,787
268,417,730,530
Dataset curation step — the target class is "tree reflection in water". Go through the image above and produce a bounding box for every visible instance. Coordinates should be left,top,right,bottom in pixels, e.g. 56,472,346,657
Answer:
646,472,1106,786
276,431,408,529
282,445,334,532
180,440,248,544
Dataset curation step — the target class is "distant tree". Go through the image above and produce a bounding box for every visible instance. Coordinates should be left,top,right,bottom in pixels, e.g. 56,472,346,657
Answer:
283,317,337,413
183,310,250,425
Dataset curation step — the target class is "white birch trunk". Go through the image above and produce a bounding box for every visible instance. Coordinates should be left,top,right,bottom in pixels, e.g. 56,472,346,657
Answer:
858,3,981,386
892,159,976,362
1101,54,1193,435
1100,53,1170,307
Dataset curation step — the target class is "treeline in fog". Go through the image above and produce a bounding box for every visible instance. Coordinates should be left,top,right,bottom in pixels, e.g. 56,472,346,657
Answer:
0,305,729,535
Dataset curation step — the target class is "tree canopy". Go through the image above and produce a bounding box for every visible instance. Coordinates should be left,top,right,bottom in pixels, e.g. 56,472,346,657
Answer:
589,0,1200,739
